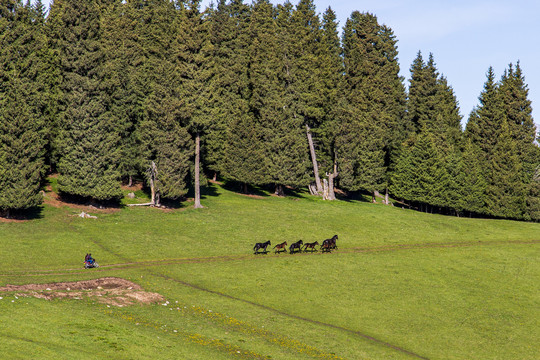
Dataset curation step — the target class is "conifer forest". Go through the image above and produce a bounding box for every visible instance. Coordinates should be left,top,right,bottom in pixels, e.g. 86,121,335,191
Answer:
1,0,539,221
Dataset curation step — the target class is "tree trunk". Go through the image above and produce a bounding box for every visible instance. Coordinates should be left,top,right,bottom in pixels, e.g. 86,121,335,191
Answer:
275,184,285,197
127,175,133,187
306,124,323,194
213,172,217,182
194,132,203,209
385,188,389,205
243,183,248,194
149,161,156,206
323,172,337,200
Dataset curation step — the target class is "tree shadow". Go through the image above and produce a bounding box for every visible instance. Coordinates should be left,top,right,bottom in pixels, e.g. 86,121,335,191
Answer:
334,189,373,203
57,192,123,210
220,180,270,197
0,206,45,221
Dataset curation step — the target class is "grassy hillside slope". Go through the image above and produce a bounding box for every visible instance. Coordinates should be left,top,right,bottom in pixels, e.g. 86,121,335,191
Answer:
1,183,539,359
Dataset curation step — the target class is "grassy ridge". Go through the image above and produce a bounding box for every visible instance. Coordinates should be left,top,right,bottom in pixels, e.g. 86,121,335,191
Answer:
1,183,539,359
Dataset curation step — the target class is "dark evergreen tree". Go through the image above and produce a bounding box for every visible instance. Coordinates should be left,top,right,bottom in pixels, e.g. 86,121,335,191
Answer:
0,0,48,215
465,67,503,159
202,0,251,182
336,12,405,196
135,0,193,203
221,0,273,189
49,0,123,201
484,120,526,219
100,0,143,187
316,6,342,199
459,139,487,215
286,0,326,193
527,162,540,221
390,131,442,211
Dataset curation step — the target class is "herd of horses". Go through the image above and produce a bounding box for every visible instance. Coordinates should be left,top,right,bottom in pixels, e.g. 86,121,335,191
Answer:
253,235,338,254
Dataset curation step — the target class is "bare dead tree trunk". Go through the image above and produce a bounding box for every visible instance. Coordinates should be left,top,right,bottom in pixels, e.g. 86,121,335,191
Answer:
306,124,322,194
149,161,158,206
323,172,337,200
194,132,203,209
323,155,338,200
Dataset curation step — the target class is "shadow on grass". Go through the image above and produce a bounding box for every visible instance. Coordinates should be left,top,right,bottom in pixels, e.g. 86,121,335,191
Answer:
57,192,124,210
337,189,373,203
0,206,45,221
220,180,310,200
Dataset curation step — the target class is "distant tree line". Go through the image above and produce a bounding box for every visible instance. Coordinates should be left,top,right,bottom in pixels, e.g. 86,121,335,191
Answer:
0,0,538,220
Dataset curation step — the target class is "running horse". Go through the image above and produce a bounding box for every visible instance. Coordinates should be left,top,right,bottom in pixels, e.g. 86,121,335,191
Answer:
273,241,287,254
321,235,338,252
289,240,303,254
253,240,271,254
302,241,319,252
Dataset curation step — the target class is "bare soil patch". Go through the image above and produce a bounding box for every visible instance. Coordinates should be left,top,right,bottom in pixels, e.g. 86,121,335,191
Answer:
43,186,120,214
0,277,164,307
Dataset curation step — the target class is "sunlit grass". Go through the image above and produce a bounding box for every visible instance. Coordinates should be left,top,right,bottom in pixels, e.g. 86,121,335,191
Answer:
1,182,539,359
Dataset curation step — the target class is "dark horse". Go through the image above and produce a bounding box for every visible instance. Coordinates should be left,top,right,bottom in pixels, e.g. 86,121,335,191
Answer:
273,241,287,254
302,241,319,252
253,240,271,254
321,235,338,252
289,240,303,254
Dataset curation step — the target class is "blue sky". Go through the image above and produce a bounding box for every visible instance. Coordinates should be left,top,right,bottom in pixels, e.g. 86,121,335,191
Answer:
41,0,539,129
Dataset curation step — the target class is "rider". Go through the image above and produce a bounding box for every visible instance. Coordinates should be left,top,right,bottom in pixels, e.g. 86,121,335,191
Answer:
85,253,95,264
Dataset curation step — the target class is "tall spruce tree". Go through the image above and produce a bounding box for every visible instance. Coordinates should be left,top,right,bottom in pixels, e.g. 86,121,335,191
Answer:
0,0,48,216
498,62,538,219
316,6,342,199
336,12,405,196
484,119,526,219
268,0,311,195
99,0,142,187
135,0,193,204
390,131,442,211
459,139,487,215
287,0,325,194
203,0,251,182
465,67,503,159
221,0,273,190
50,0,123,201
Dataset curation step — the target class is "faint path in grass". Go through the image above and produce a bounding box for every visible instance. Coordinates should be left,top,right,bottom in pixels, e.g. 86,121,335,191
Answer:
2,239,538,277
149,271,430,360
4,239,538,358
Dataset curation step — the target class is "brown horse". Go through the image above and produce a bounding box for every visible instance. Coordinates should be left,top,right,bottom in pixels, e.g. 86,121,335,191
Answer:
302,241,319,252
273,241,287,254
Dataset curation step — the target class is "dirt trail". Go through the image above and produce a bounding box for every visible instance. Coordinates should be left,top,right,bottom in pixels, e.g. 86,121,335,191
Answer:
1,239,537,277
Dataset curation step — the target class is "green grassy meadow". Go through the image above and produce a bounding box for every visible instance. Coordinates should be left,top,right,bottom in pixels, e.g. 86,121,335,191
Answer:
1,183,539,359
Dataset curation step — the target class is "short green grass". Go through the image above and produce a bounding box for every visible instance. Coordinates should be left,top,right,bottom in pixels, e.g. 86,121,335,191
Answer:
1,182,539,359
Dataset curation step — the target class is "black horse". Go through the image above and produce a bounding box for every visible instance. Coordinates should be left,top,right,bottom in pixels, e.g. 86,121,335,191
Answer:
321,235,338,252
289,240,303,254
253,240,271,254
